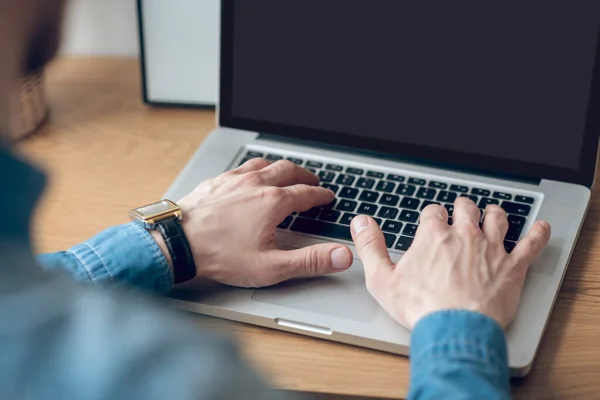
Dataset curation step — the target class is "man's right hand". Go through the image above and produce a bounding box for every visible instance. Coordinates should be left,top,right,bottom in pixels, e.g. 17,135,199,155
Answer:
172,159,353,288
350,197,551,329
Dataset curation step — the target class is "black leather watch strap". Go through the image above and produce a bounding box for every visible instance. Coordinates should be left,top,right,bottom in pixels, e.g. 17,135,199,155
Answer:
155,218,196,284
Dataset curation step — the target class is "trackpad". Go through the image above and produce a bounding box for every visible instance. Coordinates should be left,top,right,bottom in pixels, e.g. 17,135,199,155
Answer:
251,262,379,323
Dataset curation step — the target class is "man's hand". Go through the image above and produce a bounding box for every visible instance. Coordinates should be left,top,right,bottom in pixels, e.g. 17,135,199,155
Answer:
350,197,551,329
172,159,352,287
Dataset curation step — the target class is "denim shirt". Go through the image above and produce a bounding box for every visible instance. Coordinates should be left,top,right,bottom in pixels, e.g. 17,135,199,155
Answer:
1,146,510,399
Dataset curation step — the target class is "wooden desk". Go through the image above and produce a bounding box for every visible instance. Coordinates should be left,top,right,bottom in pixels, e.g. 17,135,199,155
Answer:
19,57,600,399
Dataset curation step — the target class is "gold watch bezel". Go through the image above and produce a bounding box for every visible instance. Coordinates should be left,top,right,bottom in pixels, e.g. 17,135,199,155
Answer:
129,199,182,226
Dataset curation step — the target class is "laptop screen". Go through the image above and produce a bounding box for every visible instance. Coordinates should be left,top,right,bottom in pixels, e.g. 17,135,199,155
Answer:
220,0,600,186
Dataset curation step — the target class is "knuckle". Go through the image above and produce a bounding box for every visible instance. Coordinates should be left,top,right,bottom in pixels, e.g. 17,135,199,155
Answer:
261,186,286,202
274,159,295,170
357,232,380,250
461,222,482,238
243,171,263,186
303,248,322,275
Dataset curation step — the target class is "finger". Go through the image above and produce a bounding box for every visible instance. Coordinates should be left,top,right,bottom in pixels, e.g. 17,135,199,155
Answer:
350,215,394,282
235,157,271,173
265,244,353,283
451,196,481,229
276,184,335,216
258,160,319,187
481,205,509,243
511,221,551,268
419,204,449,228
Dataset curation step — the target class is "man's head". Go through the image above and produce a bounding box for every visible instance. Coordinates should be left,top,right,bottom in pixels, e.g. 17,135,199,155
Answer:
0,0,66,139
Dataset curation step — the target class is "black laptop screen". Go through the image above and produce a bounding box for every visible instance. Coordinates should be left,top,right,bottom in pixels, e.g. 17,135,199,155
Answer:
220,0,600,186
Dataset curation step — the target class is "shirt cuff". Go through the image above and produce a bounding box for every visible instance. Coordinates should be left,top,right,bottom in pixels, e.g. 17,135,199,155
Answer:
410,310,509,371
67,222,173,294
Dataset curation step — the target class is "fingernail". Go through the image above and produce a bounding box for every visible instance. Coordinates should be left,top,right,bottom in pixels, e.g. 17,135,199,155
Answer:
351,215,370,235
331,248,351,270
538,220,550,229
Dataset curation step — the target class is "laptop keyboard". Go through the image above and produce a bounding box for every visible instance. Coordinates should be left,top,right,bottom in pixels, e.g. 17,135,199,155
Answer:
238,151,536,254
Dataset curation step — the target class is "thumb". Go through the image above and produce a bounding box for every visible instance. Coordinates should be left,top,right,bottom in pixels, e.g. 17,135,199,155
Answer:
266,243,353,283
350,215,394,281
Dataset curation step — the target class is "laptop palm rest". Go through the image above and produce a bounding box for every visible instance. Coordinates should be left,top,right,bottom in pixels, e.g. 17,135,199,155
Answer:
251,260,379,323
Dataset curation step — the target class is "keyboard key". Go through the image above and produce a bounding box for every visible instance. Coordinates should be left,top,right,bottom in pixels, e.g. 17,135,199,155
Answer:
408,178,426,185
321,183,339,194
277,215,293,229
324,199,337,210
460,194,479,203
266,154,284,161
245,151,264,158
306,160,323,169
376,181,396,193
379,194,400,206
398,209,419,223
429,181,447,189
508,214,527,228
308,168,317,173
299,208,320,219
346,167,364,175
326,164,344,172
396,184,416,196
450,184,469,193
357,202,378,215
437,190,457,203
287,157,303,165
359,190,379,203
421,200,440,210
402,223,418,237
515,195,535,204
339,213,357,225
394,236,414,251
336,174,355,186
479,198,500,208
448,216,453,225
367,171,384,179
400,197,420,210
504,240,517,253
502,201,531,216
387,174,405,182
356,178,375,189
318,171,335,183
373,217,383,226
336,200,358,212
444,204,455,215
416,187,437,200
505,224,524,241
318,209,341,222
472,188,490,196
291,218,352,242
493,192,512,200
383,234,398,248
339,187,359,199
383,220,403,233
378,207,399,219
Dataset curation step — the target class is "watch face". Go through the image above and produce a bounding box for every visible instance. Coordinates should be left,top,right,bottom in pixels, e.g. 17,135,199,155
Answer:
130,200,181,224
137,200,174,217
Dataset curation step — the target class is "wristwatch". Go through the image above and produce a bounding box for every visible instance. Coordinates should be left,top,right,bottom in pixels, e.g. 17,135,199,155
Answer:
129,199,196,284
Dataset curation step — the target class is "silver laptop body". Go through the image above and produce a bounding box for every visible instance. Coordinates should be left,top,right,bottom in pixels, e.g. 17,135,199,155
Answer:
164,1,599,376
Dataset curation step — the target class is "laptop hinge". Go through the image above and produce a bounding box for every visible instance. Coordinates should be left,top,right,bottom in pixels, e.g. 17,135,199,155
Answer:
257,133,542,186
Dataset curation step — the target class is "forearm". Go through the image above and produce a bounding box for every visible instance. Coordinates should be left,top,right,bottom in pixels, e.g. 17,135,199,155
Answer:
408,310,510,400
37,222,174,294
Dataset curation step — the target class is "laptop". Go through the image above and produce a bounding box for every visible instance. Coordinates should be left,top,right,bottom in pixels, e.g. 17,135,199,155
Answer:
166,1,599,376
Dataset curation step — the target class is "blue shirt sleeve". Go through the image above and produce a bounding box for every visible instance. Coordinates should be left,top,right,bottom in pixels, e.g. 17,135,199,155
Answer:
37,222,173,294
408,310,510,400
